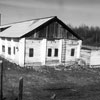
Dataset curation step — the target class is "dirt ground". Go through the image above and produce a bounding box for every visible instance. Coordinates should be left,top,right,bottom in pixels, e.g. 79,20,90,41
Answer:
1,57,100,100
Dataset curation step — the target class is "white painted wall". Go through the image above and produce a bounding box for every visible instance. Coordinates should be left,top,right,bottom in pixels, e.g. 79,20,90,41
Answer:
76,40,82,58
19,38,25,66
25,39,42,65
0,37,20,64
65,40,81,62
0,37,82,66
40,39,46,65
0,38,5,56
65,45,77,61
13,39,19,64
0,38,2,55
3,38,6,58
59,39,63,63
46,40,60,64
46,39,81,65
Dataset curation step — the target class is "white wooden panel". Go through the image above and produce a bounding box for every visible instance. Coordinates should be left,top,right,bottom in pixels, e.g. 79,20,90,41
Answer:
80,49,91,65
90,50,100,66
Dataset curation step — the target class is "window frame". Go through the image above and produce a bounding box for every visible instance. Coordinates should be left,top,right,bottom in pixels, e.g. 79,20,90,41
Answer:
2,45,5,52
13,47,15,55
54,48,58,57
8,47,11,55
71,48,75,56
48,48,52,57
29,48,34,57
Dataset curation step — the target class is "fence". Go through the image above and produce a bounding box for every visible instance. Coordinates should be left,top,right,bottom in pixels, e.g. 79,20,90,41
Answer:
0,61,23,100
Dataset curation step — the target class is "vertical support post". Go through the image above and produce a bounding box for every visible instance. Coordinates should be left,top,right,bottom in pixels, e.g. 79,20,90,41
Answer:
24,38,26,67
77,40,82,59
0,14,1,26
0,14,1,32
0,60,3,100
59,39,62,64
41,39,47,65
18,77,23,100
0,14,1,55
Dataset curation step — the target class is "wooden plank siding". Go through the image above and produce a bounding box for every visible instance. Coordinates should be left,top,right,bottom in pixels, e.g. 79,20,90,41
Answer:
90,50,100,67
81,45,100,67
80,49,91,65
26,21,77,40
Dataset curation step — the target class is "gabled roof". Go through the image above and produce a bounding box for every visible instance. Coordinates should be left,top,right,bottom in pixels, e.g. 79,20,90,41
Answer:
0,16,81,39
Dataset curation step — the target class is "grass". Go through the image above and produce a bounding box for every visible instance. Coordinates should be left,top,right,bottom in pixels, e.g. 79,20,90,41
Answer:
1,57,100,100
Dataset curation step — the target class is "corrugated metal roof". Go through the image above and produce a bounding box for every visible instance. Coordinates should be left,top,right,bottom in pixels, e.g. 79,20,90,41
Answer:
0,16,54,38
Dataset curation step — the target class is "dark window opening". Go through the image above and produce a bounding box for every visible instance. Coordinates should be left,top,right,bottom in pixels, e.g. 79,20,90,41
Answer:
1,38,5,40
29,48,34,57
8,47,11,55
71,48,75,56
13,47,15,54
2,45,5,52
48,48,52,57
54,48,58,57
7,38,11,41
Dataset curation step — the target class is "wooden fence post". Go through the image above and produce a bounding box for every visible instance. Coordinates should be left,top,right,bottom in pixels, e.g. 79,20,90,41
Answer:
18,77,23,100
0,60,3,100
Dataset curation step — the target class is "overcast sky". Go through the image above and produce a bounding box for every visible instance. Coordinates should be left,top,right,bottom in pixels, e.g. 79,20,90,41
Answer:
0,0,100,27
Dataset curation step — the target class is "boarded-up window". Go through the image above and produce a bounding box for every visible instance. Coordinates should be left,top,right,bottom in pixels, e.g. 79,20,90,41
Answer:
8,47,11,55
13,47,15,54
2,45,5,52
29,48,34,57
48,48,52,57
71,48,75,56
54,48,58,57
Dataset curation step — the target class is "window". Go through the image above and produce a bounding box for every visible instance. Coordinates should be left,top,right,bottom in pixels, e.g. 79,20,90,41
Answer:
14,39,19,42
7,38,11,41
8,47,11,55
29,48,34,57
2,45,5,52
1,38,5,40
13,47,15,54
71,48,75,56
48,48,52,57
54,48,58,57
